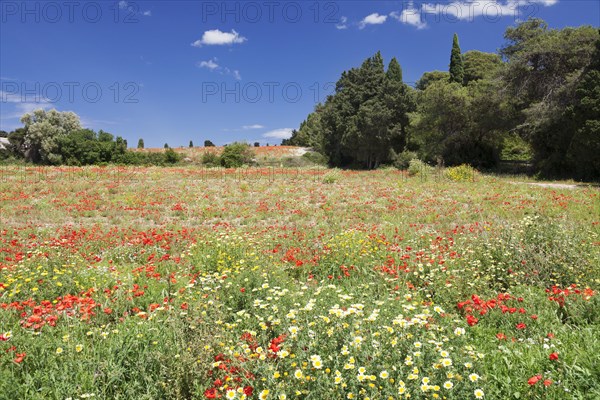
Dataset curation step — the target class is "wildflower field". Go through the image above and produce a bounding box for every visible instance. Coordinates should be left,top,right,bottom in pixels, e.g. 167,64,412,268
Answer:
0,166,599,400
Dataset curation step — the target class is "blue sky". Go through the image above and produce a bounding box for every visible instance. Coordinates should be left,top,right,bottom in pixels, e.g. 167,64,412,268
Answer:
1,0,598,147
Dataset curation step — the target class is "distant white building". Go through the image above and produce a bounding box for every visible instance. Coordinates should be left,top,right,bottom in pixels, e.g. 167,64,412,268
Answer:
0,137,9,150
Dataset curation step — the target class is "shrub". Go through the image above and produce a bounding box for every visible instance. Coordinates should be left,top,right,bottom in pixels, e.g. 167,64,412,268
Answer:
220,142,255,168
164,148,181,164
407,159,434,177
392,150,418,170
301,151,328,165
445,164,478,182
201,152,220,166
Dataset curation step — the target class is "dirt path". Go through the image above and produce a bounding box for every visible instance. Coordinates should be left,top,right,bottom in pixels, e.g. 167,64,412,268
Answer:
509,181,594,190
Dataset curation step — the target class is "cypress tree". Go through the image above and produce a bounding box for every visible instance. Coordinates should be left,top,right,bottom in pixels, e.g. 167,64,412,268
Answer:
449,33,464,84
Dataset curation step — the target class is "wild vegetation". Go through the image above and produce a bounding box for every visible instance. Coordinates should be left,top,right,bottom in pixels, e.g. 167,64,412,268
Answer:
0,167,599,399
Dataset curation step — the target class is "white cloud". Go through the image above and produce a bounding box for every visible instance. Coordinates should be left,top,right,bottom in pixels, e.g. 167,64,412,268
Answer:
390,8,427,29
198,58,219,70
142,10,151,17
262,128,293,139
118,1,128,9
336,16,348,30
196,59,241,80
243,124,265,130
359,13,388,29
191,29,247,47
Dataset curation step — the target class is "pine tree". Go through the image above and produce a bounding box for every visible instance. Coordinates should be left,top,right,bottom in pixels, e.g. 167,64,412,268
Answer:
189,140,194,148
386,57,403,82
449,33,464,84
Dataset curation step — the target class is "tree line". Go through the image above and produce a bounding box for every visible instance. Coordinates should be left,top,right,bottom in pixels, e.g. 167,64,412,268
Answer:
283,19,600,180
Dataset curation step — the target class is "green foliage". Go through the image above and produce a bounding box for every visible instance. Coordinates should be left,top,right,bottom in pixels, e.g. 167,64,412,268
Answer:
386,57,403,82
318,51,414,169
189,140,194,148
449,33,464,84
566,31,600,180
220,142,255,168
137,138,144,149
201,151,221,166
301,151,328,165
409,80,471,163
407,158,434,177
501,20,599,178
204,140,215,147
501,134,533,161
390,150,418,169
56,129,128,165
415,71,450,90
462,51,502,85
20,109,82,164
164,148,181,164
283,105,326,153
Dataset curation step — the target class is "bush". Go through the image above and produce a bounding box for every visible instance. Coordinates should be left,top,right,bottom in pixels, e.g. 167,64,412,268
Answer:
220,142,254,168
445,164,478,182
392,150,418,169
301,151,328,165
201,152,220,166
407,159,434,177
501,134,533,161
164,148,181,164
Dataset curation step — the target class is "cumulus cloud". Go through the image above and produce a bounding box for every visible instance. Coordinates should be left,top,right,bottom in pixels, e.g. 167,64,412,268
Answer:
390,8,427,29
191,29,247,47
262,128,293,139
359,13,388,29
197,58,219,70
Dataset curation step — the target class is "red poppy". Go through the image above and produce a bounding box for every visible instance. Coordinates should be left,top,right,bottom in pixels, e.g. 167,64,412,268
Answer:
243,386,253,396
528,375,542,385
204,388,218,398
543,379,552,387
466,315,478,326
496,332,507,340
14,352,26,363
549,353,559,361
516,322,527,330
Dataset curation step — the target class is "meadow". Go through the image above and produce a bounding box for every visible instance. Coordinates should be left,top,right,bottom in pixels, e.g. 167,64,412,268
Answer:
0,166,599,399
